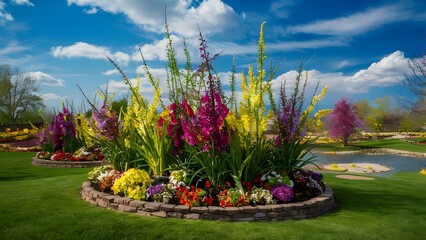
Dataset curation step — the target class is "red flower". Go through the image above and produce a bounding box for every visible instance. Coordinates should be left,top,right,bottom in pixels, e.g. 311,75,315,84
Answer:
205,181,210,188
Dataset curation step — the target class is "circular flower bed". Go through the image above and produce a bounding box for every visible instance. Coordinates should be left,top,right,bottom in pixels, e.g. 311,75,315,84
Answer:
81,166,334,221
32,148,105,168
81,180,334,222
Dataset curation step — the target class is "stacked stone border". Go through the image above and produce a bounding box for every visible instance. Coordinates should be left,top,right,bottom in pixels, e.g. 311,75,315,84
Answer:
81,181,335,222
32,157,106,168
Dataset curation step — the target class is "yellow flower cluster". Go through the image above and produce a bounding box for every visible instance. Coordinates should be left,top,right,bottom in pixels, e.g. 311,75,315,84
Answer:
236,22,270,139
112,168,151,200
122,75,161,136
311,109,332,132
302,85,329,119
74,114,95,147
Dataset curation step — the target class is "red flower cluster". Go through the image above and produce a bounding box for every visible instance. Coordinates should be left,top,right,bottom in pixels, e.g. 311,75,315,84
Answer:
217,188,249,207
175,186,208,207
37,150,104,161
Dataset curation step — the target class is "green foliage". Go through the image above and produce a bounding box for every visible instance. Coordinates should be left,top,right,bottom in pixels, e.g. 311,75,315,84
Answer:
271,138,318,174
96,128,143,171
134,123,172,177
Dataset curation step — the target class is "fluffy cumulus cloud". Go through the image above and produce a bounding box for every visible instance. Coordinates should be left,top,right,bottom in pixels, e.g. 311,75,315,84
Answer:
30,71,65,87
66,0,243,37
271,51,409,95
50,42,130,65
132,35,200,62
285,3,412,36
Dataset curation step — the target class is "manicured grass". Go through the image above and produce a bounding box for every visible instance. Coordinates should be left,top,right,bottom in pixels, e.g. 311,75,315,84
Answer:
315,139,426,153
1,152,426,239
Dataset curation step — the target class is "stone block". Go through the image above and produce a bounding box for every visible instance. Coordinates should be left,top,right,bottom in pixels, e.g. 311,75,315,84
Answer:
102,195,116,203
208,206,226,213
174,205,190,213
118,204,137,213
167,212,183,219
189,206,208,213
129,200,146,209
183,213,201,220
254,212,266,218
114,197,132,205
257,205,272,212
144,202,162,211
150,211,168,218
241,206,259,213
159,204,176,212
233,216,254,222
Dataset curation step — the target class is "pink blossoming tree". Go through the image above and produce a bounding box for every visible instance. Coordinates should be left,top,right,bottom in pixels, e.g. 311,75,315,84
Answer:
328,97,363,146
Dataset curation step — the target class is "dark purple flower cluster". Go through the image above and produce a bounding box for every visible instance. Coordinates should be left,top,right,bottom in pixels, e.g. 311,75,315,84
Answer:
48,106,76,150
271,184,294,203
92,104,120,140
289,170,324,201
147,184,163,197
274,102,302,146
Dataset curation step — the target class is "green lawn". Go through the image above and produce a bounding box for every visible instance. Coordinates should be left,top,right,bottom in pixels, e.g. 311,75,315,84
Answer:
1,152,426,239
315,139,426,153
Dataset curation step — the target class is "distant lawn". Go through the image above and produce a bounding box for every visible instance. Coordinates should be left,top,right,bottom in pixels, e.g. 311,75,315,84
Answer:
314,139,426,153
1,152,426,239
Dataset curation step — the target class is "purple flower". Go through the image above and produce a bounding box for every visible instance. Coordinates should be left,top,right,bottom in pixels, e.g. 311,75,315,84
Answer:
147,184,163,196
271,184,294,203
35,127,52,146
49,106,76,150
92,104,120,140
274,102,303,146
307,170,323,183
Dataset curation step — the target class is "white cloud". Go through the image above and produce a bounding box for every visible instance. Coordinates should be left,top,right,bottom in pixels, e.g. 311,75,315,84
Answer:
30,71,65,87
271,51,409,95
84,7,98,14
67,0,243,37
285,4,412,36
0,1,13,25
50,42,130,65
102,69,119,76
39,93,68,101
12,0,34,7
132,35,199,62
0,41,28,55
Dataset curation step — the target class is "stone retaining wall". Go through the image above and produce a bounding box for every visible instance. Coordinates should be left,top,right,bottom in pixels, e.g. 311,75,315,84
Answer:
80,181,335,222
32,157,106,168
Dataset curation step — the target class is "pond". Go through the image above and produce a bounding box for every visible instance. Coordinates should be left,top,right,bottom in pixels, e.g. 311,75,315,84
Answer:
309,152,426,176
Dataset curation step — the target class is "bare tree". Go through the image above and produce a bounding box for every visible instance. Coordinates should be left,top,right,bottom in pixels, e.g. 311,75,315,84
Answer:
400,52,426,114
0,65,45,124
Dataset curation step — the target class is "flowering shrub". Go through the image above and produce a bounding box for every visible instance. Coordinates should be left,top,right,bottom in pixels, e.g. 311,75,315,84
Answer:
218,188,249,207
175,185,208,207
271,184,294,203
250,187,273,205
290,170,324,201
88,165,122,192
112,168,151,200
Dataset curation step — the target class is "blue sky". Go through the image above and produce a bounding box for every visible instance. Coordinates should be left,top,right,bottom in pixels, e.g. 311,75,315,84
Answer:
1,0,425,111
